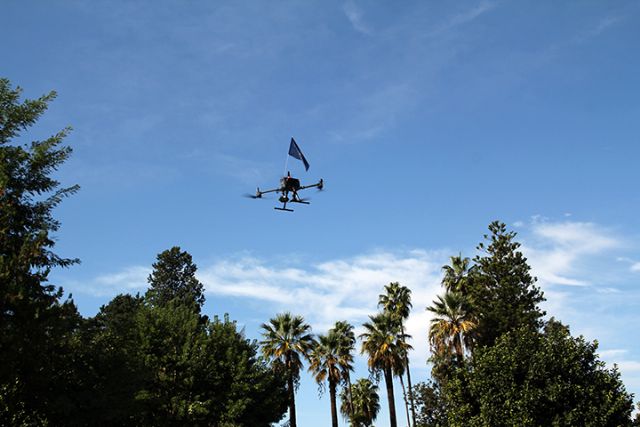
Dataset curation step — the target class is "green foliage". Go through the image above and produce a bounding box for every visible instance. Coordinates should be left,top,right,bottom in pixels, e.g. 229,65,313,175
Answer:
0,78,81,425
413,380,447,427
340,378,380,427
75,294,146,426
309,332,344,427
146,246,205,312
378,281,417,426
260,312,315,427
468,221,545,348
427,291,476,363
82,295,288,427
360,312,411,427
441,254,472,294
444,320,634,426
378,281,412,325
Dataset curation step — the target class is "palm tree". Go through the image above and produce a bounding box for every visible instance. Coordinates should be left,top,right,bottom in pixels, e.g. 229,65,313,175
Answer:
378,282,416,426
340,378,380,427
360,312,410,427
427,292,476,363
332,321,356,418
441,254,472,294
260,313,315,427
309,331,346,427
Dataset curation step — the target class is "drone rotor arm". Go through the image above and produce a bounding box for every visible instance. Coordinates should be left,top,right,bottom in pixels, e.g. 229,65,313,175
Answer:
257,187,281,195
299,179,324,191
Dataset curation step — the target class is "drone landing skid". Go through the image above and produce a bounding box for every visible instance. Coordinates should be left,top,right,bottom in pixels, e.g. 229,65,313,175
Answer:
274,207,294,212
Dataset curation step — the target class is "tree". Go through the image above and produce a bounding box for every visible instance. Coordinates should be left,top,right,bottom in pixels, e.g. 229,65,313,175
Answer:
260,312,315,427
379,281,416,426
73,294,146,425
413,381,447,427
360,312,410,427
82,292,288,427
441,254,472,294
444,320,634,426
468,221,545,348
0,78,81,424
146,246,205,312
309,331,345,427
427,292,476,364
332,320,356,419
201,314,288,426
341,378,380,427
135,302,209,425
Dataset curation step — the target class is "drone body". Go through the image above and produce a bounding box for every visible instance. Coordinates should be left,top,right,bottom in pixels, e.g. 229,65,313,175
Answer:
246,138,323,212
249,172,324,212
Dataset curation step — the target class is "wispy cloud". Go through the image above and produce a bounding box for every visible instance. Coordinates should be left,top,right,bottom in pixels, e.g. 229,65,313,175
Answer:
542,14,625,59
328,82,418,143
581,15,623,40
523,220,621,288
69,266,151,297
427,1,496,37
200,249,445,368
343,1,372,35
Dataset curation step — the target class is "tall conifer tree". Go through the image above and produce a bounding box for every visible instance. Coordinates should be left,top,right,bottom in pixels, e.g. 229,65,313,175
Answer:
0,78,80,423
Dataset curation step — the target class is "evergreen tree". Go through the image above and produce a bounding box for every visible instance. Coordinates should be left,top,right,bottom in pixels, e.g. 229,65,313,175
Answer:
146,246,205,312
412,381,447,427
0,78,81,424
468,221,545,348
444,320,634,426
75,294,146,426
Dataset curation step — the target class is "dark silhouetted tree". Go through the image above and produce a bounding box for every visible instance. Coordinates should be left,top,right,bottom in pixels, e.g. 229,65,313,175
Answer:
0,78,81,424
145,246,205,312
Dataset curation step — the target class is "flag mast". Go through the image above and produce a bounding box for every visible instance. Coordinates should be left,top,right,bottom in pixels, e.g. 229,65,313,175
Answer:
283,138,291,176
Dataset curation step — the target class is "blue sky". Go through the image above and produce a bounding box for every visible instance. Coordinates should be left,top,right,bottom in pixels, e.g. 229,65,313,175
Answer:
3,0,640,424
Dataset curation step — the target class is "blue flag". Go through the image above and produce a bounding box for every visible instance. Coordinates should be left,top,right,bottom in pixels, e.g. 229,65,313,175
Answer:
288,138,310,171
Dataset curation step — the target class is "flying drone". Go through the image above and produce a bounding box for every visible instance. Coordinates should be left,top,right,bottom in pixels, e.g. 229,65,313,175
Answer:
246,138,324,212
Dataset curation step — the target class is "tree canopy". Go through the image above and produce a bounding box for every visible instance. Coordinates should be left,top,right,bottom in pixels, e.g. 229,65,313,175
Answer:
444,320,634,426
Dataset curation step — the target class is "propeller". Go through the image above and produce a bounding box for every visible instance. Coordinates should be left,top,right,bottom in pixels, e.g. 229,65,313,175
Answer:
243,188,264,199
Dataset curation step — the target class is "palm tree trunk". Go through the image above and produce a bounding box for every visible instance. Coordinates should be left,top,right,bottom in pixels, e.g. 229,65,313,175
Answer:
405,354,416,427
399,373,411,427
346,372,354,418
383,365,398,427
329,378,338,427
286,353,297,427
288,371,297,427
402,323,416,427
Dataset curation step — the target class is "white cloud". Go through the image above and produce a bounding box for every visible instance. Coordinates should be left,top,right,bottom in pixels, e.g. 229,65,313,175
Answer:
523,221,621,289
631,262,640,272
599,349,628,359
343,1,372,35
199,249,446,367
617,360,640,373
77,266,151,297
